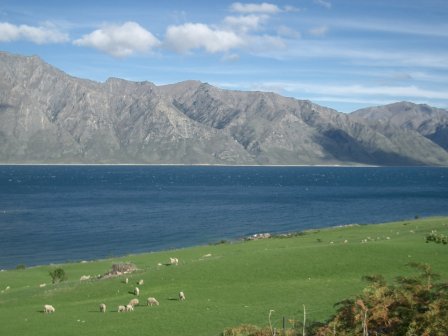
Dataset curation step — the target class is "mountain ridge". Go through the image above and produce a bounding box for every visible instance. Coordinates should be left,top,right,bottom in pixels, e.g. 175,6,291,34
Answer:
1,51,447,166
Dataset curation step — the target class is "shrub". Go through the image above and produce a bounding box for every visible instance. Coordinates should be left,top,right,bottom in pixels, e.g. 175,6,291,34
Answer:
49,268,67,284
16,264,26,270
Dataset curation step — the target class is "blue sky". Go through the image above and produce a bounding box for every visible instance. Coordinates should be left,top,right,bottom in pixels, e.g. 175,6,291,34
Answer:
1,0,447,112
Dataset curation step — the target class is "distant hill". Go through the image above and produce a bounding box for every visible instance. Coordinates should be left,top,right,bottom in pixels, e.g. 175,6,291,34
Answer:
1,51,448,166
352,101,448,151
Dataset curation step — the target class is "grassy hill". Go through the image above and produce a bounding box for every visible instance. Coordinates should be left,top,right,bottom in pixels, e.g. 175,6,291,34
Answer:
1,217,447,336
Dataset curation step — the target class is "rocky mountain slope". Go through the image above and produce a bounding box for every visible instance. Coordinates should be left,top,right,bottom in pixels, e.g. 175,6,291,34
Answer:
352,102,448,151
1,51,447,166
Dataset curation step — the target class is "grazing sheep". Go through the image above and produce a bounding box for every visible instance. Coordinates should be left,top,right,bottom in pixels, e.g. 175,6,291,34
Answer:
126,304,134,312
344,240,348,243
157,262,162,266
118,305,126,313
147,297,159,306
128,298,139,307
179,291,186,301
99,303,106,313
39,283,46,288
134,287,140,296
80,275,91,281
44,304,55,313
137,279,144,285
169,257,179,265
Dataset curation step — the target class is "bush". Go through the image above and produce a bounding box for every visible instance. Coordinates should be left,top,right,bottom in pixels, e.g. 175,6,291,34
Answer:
49,268,67,284
16,264,26,270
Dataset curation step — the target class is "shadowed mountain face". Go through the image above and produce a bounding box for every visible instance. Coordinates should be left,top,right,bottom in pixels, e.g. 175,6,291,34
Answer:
352,102,448,152
1,51,448,166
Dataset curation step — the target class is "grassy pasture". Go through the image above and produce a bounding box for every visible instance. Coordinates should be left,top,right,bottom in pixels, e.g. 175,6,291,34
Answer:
0,217,447,336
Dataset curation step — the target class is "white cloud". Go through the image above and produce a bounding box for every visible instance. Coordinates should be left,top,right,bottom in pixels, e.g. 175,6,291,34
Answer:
277,25,301,39
309,25,328,36
223,14,268,33
73,22,160,57
222,53,240,62
260,81,448,100
245,34,287,53
0,22,69,44
230,2,281,14
325,17,448,38
314,0,332,9
165,23,244,54
284,5,301,12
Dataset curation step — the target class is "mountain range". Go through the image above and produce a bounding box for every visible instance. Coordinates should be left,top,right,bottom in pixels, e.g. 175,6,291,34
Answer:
1,51,447,166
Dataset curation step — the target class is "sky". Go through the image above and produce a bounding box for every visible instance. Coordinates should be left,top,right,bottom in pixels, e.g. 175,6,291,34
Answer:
1,0,447,112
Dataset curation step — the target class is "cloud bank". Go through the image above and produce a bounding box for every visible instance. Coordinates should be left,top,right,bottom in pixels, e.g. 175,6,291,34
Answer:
165,23,243,53
73,22,160,57
0,22,69,44
230,2,280,14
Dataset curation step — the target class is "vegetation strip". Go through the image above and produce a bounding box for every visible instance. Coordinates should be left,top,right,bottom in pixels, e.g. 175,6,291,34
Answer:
0,217,447,336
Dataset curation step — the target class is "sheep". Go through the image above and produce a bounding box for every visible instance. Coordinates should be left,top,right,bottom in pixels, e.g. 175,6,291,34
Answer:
124,278,128,284
169,257,179,265
39,283,46,288
137,279,144,285
99,303,106,313
134,287,140,296
44,304,55,313
118,305,126,313
80,275,91,281
147,297,159,306
344,240,348,243
179,291,186,301
126,304,134,312
128,298,139,307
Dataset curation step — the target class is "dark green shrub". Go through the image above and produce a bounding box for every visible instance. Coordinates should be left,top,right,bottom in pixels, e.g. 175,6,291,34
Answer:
49,268,67,284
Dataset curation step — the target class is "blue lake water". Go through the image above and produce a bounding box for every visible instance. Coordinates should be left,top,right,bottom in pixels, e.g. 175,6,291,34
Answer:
0,165,447,269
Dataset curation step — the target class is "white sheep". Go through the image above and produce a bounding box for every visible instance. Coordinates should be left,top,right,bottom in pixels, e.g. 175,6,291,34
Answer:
44,304,55,313
137,279,144,285
125,278,128,284
126,304,134,312
179,291,186,301
128,298,139,307
118,305,126,312
39,283,46,288
147,297,159,306
80,275,91,281
99,303,106,313
134,287,140,296
169,257,179,265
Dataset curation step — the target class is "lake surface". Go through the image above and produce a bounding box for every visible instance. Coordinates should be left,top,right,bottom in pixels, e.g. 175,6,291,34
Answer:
1,165,447,269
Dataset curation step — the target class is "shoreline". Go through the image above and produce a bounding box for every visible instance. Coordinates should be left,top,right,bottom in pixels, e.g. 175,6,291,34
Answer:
0,163,400,168
2,216,445,272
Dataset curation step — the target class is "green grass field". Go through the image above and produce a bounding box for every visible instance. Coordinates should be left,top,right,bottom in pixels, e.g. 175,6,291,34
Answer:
1,217,447,336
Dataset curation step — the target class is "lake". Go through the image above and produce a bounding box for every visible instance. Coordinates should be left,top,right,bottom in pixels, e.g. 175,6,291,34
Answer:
0,165,447,269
